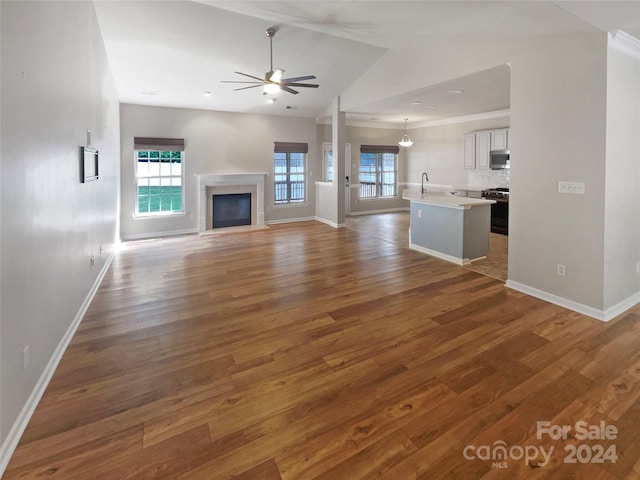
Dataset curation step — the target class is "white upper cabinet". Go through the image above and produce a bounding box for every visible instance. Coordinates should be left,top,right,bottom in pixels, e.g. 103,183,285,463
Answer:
463,134,476,169
475,131,491,170
463,128,509,170
490,129,509,151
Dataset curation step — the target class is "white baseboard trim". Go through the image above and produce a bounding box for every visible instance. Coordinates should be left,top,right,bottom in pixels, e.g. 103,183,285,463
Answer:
505,280,640,322
348,207,408,216
266,216,316,225
409,243,472,266
603,291,640,321
313,216,345,229
120,228,198,241
0,251,115,478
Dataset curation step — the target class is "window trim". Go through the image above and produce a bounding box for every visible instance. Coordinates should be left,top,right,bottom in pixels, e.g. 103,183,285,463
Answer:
134,148,185,218
358,150,398,200
323,143,334,183
274,150,308,206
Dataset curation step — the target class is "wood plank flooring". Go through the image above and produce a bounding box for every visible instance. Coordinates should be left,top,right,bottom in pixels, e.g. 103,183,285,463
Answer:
345,212,508,281
5,221,640,479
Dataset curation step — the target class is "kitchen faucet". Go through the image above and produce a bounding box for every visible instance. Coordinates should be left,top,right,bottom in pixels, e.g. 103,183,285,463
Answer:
421,172,429,194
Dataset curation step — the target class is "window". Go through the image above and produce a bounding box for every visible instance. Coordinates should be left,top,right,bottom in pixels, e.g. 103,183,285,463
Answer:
326,149,334,182
359,145,399,199
274,142,308,204
322,142,351,183
134,137,185,216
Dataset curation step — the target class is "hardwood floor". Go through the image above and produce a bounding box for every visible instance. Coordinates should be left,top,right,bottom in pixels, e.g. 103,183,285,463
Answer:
5,221,640,479
346,212,508,281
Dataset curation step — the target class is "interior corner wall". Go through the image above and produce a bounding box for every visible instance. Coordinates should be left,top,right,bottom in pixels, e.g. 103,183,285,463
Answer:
508,31,608,311
603,46,640,309
119,105,318,239
0,0,120,466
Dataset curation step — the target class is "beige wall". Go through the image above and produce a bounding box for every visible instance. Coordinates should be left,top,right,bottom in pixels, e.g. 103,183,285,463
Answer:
119,105,319,239
404,116,511,190
1,0,120,463
509,31,608,310
318,124,408,215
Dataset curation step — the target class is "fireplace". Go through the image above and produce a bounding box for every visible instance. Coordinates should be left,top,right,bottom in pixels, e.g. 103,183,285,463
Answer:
212,193,251,228
196,172,267,235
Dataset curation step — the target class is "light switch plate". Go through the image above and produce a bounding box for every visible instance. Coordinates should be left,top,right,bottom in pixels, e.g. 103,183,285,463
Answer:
559,181,585,194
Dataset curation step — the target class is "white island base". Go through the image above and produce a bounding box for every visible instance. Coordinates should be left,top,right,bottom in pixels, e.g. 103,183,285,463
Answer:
403,190,495,265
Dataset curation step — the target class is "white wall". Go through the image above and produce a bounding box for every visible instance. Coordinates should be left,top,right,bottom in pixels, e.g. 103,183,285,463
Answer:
119,105,319,239
603,43,640,309
0,0,120,470
508,31,608,310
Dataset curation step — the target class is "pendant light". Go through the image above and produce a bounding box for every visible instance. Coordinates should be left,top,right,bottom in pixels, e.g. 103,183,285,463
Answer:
398,118,413,147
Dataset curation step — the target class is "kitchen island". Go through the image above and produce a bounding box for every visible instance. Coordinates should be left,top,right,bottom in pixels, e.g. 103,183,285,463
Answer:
402,190,495,265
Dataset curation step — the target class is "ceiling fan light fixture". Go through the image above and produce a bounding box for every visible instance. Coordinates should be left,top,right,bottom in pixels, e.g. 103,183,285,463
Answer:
264,83,280,94
398,118,413,147
221,27,319,96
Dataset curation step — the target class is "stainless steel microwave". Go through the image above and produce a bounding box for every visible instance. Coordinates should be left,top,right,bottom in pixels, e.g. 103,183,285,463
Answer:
490,150,510,169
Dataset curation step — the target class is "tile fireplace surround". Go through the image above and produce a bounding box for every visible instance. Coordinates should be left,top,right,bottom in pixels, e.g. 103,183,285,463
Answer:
196,173,267,235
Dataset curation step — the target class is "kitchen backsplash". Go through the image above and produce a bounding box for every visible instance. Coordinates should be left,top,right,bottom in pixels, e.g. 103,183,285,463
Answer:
467,169,510,188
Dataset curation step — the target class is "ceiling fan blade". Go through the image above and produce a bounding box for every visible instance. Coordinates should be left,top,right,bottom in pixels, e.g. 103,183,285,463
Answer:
227,30,318,96
234,71,267,82
281,75,316,83
221,81,263,84
233,85,263,91
283,83,319,88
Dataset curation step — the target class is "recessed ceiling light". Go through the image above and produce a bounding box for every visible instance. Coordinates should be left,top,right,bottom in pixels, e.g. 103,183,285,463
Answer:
411,101,423,105
426,105,436,109
203,91,212,97
448,89,465,94
267,98,277,104
285,106,297,110
370,117,379,120
140,90,158,96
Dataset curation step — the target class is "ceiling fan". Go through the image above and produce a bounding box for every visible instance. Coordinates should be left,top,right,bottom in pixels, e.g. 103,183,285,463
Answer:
221,27,319,95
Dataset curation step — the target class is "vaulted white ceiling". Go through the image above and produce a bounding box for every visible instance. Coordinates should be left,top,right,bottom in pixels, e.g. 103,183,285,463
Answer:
94,0,640,128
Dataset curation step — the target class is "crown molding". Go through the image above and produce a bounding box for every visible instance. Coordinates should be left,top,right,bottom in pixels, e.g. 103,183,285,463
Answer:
609,30,640,60
410,109,511,129
316,109,511,130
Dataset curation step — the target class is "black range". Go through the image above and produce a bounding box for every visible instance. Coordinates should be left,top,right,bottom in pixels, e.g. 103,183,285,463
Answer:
482,187,509,235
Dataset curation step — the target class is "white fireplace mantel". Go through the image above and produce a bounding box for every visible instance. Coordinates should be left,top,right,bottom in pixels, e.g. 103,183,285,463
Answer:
196,172,267,235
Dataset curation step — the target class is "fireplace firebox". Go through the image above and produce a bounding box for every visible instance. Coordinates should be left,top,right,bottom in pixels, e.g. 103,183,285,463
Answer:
212,193,251,228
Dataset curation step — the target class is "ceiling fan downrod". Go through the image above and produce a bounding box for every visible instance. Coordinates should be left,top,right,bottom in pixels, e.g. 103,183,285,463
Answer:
266,27,276,80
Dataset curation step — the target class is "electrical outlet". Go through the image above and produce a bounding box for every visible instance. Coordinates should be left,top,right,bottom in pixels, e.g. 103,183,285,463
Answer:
22,345,30,370
418,209,423,218
557,263,567,276
558,181,585,195
90,255,95,268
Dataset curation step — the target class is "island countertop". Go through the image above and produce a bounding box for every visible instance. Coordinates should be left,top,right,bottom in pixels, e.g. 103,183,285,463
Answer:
402,190,495,209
